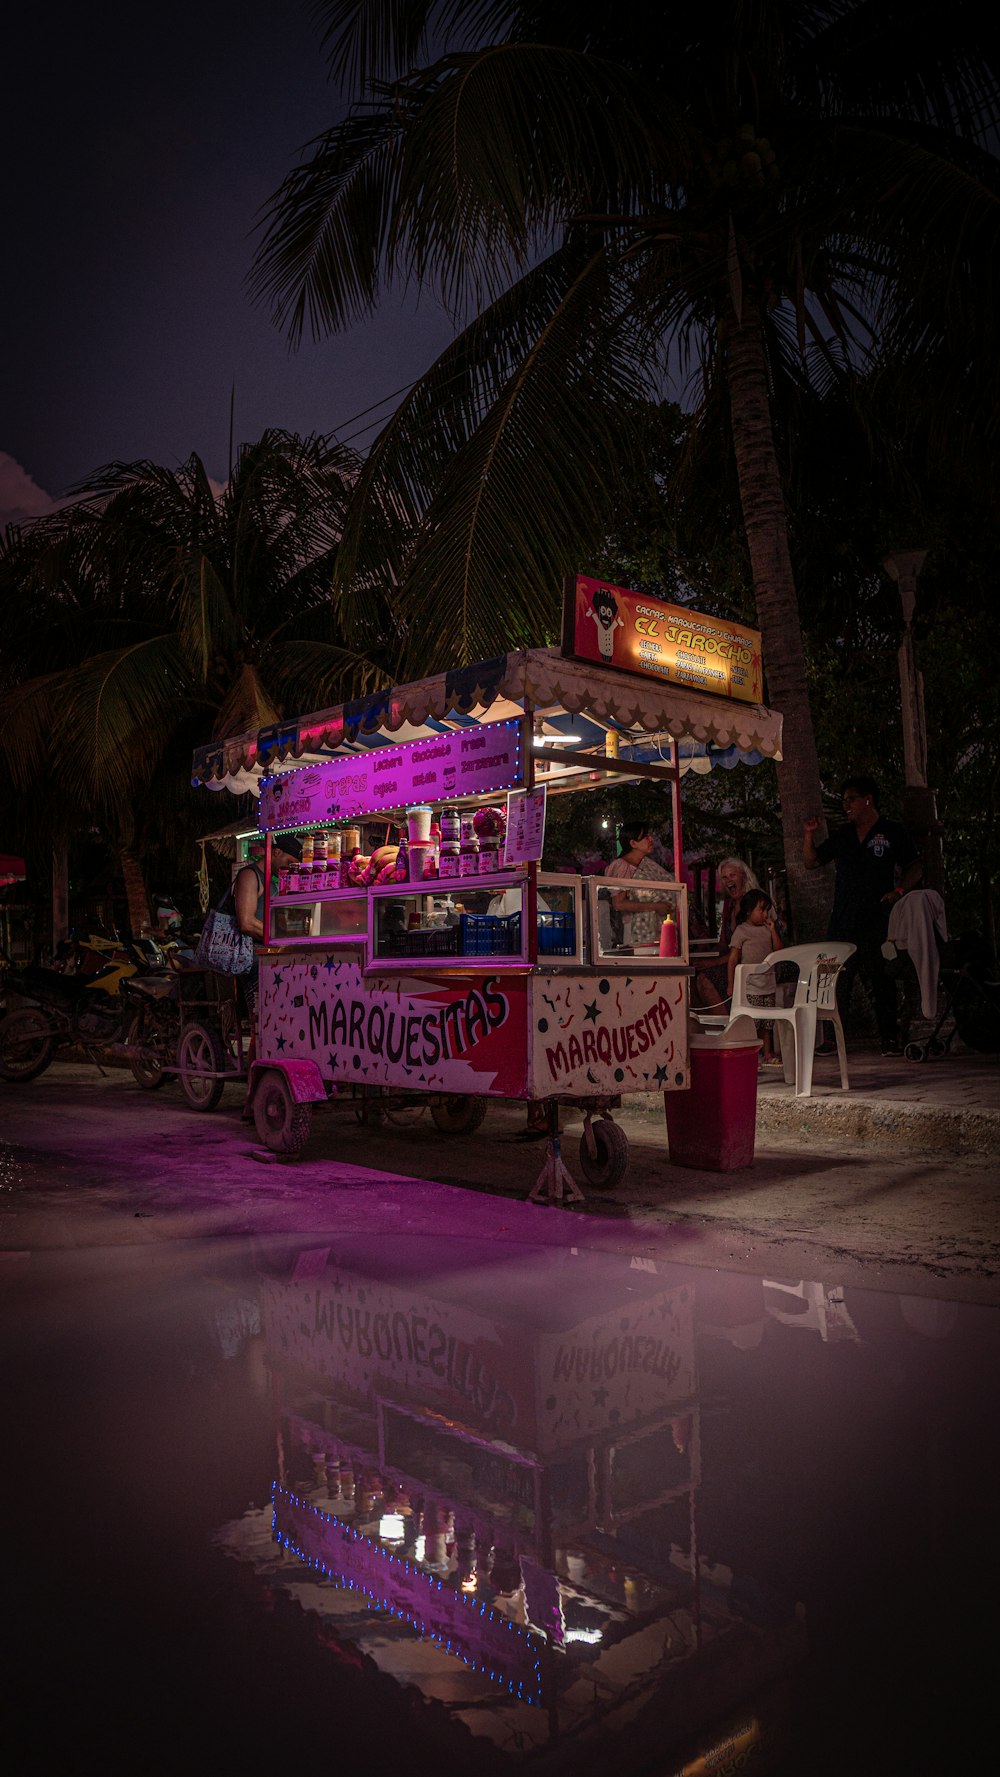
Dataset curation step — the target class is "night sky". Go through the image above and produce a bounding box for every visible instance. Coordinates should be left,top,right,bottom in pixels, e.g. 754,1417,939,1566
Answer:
2,2,454,522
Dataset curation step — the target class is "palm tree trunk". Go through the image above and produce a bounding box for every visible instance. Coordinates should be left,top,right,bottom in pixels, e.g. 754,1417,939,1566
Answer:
119,847,151,938
721,283,832,941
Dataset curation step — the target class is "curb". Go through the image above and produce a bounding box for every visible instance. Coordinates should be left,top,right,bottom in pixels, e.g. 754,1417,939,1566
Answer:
621,1090,1000,1157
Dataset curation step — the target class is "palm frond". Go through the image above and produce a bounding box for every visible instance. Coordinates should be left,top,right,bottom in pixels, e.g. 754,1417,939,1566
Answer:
213,664,283,741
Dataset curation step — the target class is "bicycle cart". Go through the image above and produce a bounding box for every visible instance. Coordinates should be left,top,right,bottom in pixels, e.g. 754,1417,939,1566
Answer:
167,968,250,1110
190,584,781,1194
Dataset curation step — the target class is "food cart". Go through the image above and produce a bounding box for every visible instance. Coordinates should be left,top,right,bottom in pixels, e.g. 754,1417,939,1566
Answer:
191,589,781,1194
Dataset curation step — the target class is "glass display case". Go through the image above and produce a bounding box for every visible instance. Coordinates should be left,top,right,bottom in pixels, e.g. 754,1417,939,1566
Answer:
586,876,688,967
369,874,583,968
269,892,368,945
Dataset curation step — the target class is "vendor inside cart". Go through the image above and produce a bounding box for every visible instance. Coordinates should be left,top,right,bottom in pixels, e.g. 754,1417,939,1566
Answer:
605,820,677,949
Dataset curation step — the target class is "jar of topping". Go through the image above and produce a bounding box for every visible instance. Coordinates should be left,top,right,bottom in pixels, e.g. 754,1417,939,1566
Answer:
459,832,480,877
340,827,361,887
440,807,460,844
439,842,460,879
478,836,499,874
313,833,328,890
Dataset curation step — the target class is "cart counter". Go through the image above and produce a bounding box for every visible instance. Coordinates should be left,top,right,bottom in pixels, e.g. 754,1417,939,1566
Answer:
258,946,689,1101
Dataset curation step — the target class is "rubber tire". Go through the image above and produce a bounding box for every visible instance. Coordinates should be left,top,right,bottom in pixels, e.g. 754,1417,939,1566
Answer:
579,1119,630,1190
176,1021,227,1111
429,1095,488,1136
126,1012,169,1090
0,1009,57,1082
253,1070,312,1156
903,1042,926,1063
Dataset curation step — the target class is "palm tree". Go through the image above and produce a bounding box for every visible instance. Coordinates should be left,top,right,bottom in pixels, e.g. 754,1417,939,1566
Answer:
251,1,999,933
0,429,387,934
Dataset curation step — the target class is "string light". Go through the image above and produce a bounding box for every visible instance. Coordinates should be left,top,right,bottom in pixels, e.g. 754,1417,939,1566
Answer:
269,1486,542,1706
257,720,523,835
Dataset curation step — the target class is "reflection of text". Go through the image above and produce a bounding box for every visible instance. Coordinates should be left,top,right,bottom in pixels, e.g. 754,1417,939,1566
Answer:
552,1334,682,1386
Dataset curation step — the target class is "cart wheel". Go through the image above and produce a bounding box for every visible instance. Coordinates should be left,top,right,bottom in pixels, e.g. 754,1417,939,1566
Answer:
928,1037,947,1057
385,1103,427,1127
176,1022,227,1111
903,1042,927,1063
126,1013,169,1090
0,1009,56,1083
429,1095,487,1135
578,1119,630,1190
253,1070,312,1156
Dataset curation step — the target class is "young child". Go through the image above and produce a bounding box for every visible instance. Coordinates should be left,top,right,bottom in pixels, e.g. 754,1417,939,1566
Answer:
727,889,783,1063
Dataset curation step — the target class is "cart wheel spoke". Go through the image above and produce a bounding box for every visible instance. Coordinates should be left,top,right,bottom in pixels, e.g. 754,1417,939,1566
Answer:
176,1022,227,1111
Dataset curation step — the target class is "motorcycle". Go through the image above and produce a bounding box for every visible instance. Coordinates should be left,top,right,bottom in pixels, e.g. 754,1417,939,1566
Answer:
0,938,182,1088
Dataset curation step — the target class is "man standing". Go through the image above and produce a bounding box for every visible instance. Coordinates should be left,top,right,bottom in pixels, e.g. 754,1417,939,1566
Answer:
804,776,923,1054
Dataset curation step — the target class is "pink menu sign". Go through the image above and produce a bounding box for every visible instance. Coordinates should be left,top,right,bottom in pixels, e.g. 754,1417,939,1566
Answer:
258,719,523,832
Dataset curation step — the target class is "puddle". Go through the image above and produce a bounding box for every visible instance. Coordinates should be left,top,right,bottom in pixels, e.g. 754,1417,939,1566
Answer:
2,1228,996,1773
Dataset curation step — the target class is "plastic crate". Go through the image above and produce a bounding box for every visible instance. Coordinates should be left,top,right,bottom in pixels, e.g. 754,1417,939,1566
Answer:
459,912,522,956
538,911,576,956
379,924,461,959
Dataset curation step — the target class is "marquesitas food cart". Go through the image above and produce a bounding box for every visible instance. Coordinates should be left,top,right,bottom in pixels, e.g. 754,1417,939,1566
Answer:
191,581,781,1195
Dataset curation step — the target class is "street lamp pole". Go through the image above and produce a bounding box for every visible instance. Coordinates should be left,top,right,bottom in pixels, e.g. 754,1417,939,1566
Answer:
883,550,944,891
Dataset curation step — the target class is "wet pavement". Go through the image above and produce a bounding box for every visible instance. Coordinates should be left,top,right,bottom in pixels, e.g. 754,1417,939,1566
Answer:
3,1131,999,1771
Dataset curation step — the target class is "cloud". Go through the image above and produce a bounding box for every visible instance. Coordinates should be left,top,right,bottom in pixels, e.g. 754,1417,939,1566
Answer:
0,453,58,529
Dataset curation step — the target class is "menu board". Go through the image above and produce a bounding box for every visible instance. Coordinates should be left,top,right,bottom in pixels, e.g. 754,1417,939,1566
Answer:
258,719,523,832
503,786,547,865
562,574,764,704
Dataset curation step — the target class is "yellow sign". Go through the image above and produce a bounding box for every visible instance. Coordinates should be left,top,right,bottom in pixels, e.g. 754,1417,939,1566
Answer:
668,1718,761,1775
563,575,764,705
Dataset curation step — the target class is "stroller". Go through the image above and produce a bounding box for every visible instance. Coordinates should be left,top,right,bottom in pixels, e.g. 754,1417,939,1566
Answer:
885,927,1000,1062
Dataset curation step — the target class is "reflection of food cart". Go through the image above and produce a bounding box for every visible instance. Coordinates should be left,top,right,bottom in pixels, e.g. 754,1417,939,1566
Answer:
215,1232,801,1760
191,639,781,1192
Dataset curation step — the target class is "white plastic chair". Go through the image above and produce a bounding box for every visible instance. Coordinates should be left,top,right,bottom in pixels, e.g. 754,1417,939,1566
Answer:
724,942,856,1098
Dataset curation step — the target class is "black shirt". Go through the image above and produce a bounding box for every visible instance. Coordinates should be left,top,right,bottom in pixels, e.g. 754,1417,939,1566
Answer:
815,818,918,940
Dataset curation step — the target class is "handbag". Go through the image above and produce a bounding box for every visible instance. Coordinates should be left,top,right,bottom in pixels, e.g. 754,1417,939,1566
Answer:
195,879,256,976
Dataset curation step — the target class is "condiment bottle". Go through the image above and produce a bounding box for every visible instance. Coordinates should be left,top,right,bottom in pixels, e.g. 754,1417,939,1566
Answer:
394,836,409,883
659,913,679,957
439,840,460,879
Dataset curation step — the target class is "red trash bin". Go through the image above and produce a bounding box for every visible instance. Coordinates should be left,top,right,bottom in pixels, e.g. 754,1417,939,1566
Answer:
665,1029,761,1170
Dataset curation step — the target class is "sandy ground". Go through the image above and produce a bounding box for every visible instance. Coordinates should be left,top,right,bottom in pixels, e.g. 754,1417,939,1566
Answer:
2,1063,998,1304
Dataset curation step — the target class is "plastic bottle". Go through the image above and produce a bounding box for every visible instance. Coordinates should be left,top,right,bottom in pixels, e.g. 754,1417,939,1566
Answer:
659,913,679,957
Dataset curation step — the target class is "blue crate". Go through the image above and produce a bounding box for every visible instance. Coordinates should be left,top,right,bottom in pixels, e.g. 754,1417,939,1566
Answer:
538,911,576,955
459,912,522,956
